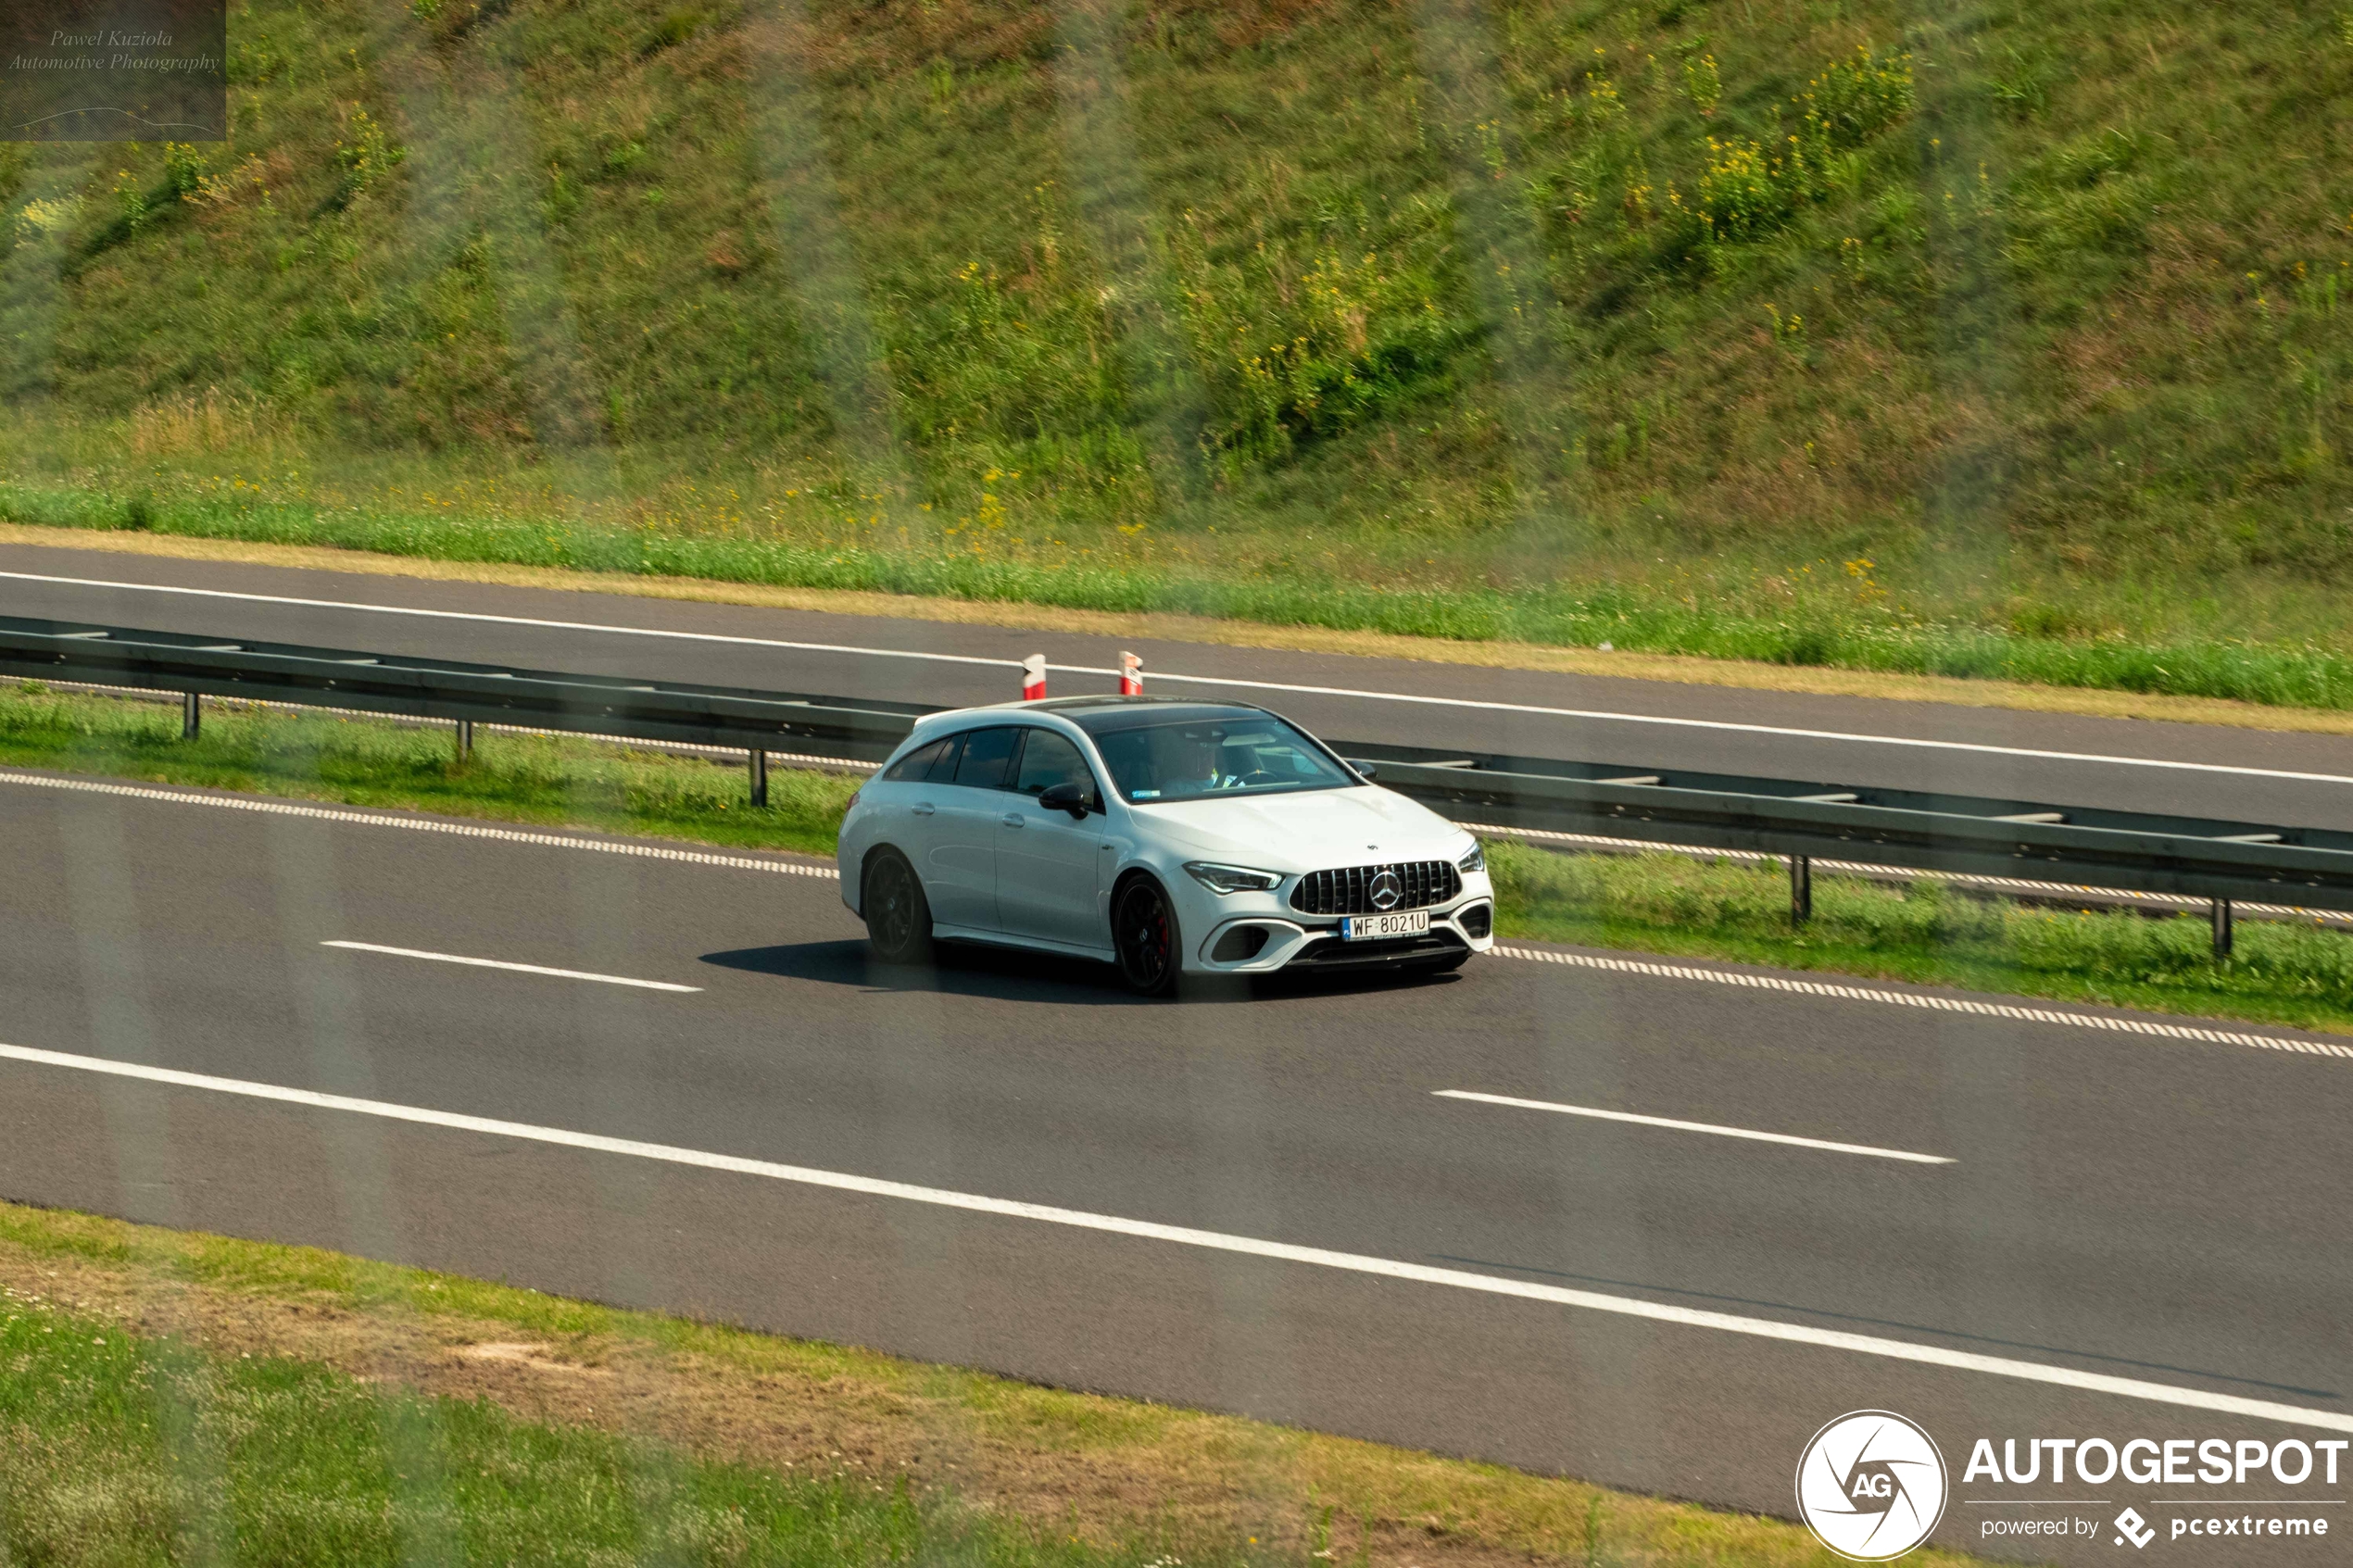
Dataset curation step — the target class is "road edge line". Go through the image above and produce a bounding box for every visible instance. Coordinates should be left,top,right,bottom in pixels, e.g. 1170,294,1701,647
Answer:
0,768,840,878
1,1036,2347,1434
1491,945,2353,1060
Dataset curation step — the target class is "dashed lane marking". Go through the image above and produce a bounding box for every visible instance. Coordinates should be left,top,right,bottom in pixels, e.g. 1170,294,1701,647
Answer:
321,941,701,992
1432,1089,1954,1163
0,1035,2347,1433
6,767,2343,1061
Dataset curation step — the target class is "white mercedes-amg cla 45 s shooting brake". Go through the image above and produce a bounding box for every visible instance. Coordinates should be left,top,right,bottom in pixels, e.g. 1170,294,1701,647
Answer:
837,696,1496,995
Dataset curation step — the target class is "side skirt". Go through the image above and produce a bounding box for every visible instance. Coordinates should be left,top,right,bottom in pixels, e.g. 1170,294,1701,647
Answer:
929,923,1117,964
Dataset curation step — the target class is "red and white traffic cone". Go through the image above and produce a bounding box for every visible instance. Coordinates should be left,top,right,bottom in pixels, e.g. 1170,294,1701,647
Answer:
1118,650,1143,696
1021,653,1047,701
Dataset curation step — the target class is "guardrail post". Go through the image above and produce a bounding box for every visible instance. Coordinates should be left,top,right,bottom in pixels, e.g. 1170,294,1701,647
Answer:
749,747,768,808
2211,897,2233,960
454,719,472,762
181,692,200,740
1790,855,1813,924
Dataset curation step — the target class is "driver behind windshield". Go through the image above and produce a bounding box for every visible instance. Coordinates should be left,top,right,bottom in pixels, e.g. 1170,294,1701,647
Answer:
1187,732,1230,792
1094,720,1352,803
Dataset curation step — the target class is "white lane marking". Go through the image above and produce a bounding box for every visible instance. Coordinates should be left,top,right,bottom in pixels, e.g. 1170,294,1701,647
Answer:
5,768,2342,1063
1491,946,2353,1061
1462,821,2353,925
0,571,1029,670
0,1044,2347,1433
1433,1089,1953,1164
0,770,841,878
321,940,699,992
1148,669,2353,786
7,571,2347,785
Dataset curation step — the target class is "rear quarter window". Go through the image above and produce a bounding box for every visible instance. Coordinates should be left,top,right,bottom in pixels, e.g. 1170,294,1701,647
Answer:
882,737,952,781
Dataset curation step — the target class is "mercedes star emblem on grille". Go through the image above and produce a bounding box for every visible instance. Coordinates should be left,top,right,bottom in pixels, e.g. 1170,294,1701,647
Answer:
1368,870,1404,910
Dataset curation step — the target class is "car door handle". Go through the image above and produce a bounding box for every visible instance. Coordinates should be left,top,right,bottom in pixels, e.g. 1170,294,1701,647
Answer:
911,802,936,816
1000,812,1025,828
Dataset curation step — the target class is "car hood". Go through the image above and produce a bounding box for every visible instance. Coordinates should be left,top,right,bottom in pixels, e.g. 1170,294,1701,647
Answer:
1134,786,1468,870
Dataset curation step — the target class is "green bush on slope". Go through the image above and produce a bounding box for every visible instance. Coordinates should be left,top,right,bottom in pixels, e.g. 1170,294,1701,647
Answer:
3,0,2351,663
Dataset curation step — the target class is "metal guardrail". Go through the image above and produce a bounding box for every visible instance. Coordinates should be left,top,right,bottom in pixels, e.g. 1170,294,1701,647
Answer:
9,616,2351,957
0,616,929,804
1332,742,2353,953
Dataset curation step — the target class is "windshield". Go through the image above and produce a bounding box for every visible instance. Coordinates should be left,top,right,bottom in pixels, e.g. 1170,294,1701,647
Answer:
1091,717,1353,803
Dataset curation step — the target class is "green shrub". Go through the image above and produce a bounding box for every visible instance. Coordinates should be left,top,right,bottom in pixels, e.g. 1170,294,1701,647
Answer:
9,194,79,249
333,105,405,198
163,142,209,200
1690,46,1912,243
894,218,1128,455
1799,47,1916,155
1694,135,1796,240
1172,219,1469,465
111,168,150,233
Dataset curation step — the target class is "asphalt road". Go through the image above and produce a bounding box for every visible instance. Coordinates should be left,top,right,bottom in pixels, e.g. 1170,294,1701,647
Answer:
3,770,2349,1564
6,542,2353,831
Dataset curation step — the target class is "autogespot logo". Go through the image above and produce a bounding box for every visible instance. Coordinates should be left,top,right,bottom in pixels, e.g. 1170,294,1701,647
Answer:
1796,1411,1950,1561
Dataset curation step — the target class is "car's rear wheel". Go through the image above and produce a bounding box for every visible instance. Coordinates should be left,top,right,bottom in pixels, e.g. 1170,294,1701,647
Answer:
1114,877,1180,997
863,849,934,966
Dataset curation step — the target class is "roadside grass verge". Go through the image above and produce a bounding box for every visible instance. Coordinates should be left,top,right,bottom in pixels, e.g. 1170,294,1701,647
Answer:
0,1289,1137,1568
0,680,861,858
7,680,2351,1036
1488,843,2353,1037
0,1200,1982,1568
9,482,2353,714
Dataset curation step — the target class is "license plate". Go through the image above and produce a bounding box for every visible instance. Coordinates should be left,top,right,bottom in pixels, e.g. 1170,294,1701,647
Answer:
1341,910,1430,941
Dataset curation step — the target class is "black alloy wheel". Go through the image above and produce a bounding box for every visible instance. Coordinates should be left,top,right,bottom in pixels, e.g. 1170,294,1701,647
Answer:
863,850,934,966
1114,878,1180,997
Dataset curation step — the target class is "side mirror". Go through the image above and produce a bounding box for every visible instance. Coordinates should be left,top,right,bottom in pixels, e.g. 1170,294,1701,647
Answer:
1038,781,1093,818
1351,760,1378,782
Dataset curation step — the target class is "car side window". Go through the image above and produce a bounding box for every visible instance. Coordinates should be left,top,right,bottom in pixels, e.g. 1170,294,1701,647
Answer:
882,737,950,782
1012,730,1095,799
925,732,966,781
951,726,1022,791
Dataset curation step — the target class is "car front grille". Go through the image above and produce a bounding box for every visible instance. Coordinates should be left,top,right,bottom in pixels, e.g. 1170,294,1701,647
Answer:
1289,860,1462,916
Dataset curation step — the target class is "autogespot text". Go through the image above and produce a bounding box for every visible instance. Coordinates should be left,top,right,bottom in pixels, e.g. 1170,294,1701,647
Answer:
1966,1436,2341,1547
1965,1436,2347,1487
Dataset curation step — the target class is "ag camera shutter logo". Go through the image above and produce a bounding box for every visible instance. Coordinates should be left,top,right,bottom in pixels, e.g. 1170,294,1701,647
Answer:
1795,1411,1949,1561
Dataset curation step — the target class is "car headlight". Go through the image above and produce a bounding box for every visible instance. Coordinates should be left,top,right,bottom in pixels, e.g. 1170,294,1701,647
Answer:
1184,861,1284,895
1457,842,1486,873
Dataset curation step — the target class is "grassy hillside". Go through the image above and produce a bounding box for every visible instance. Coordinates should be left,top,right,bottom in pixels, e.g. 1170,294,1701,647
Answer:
3,0,2351,689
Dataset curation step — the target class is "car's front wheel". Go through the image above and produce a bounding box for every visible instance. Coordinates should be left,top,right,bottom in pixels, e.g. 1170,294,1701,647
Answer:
862,849,934,966
1113,877,1180,997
